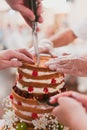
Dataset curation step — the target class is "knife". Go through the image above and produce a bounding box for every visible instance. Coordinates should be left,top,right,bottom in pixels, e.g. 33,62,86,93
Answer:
24,0,40,66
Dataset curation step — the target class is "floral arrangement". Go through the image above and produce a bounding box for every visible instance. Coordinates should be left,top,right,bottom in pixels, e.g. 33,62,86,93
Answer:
2,96,64,130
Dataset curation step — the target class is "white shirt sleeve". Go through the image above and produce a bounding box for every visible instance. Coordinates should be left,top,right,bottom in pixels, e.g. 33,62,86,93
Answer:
71,17,87,40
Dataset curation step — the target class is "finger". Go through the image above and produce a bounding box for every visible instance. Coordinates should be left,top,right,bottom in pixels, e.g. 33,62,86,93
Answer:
48,60,71,70
49,50,58,58
22,14,32,27
50,91,73,104
56,59,70,65
58,97,77,106
37,3,43,23
46,57,62,65
56,68,72,74
16,5,35,21
49,64,57,70
49,94,59,104
1,60,23,69
45,59,58,66
8,51,34,64
38,16,43,23
16,49,34,59
56,64,72,69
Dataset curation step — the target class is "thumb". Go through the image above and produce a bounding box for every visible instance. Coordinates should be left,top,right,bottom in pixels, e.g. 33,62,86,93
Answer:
49,49,58,58
58,97,75,106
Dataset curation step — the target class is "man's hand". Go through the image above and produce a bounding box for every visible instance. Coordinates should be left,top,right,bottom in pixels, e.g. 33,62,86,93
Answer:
45,54,87,77
0,49,34,70
6,0,43,27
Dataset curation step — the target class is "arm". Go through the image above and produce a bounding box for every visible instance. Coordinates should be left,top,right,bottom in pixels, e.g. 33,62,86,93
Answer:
49,29,77,47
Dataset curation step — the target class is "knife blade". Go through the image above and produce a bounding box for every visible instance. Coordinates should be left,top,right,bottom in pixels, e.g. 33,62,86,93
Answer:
24,0,40,66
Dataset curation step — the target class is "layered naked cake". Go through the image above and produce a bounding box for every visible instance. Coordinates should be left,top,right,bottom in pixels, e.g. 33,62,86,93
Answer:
1,56,67,130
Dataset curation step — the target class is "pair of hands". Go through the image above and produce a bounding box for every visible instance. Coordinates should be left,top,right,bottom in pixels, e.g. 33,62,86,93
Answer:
30,39,87,77
0,49,34,70
50,91,87,130
6,0,43,27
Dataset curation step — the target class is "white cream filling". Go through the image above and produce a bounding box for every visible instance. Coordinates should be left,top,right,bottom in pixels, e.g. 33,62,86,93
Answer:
15,108,49,117
20,68,55,76
13,99,52,109
22,76,64,84
16,82,64,93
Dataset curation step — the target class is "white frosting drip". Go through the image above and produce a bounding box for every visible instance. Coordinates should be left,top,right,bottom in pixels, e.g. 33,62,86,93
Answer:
16,82,64,93
20,68,55,76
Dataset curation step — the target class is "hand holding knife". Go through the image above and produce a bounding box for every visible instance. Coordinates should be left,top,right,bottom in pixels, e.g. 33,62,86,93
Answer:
24,0,40,66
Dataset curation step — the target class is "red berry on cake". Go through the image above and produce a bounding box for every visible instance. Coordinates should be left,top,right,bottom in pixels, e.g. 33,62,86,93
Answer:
17,101,22,106
9,94,13,100
43,87,49,93
28,86,34,93
32,70,38,76
32,113,38,119
19,74,23,80
51,78,56,84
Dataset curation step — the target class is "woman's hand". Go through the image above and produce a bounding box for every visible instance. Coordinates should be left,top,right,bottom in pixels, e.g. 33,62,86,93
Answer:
6,0,43,26
0,49,34,70
45,54,87,77
52,97,87,130
50,91,87,110
29,39,57,57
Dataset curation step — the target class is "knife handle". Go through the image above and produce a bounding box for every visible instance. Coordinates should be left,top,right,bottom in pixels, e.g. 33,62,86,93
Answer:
24,0,38,22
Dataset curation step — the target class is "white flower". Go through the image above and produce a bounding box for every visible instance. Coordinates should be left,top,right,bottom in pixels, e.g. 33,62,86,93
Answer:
32,116,48,130
3,110,18,129
2,96,12,109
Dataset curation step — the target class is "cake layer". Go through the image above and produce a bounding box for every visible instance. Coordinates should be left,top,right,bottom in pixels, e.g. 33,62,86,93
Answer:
12,89,39,105
17,79,63,88
21,56,54,71
12,89,54,124
13,103,53,114
18,68,63,79
13,85,61,100
16,81,64,94
19,68,55,76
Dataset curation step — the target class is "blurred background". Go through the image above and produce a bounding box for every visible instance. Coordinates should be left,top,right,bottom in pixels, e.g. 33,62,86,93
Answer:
0,0,87,116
